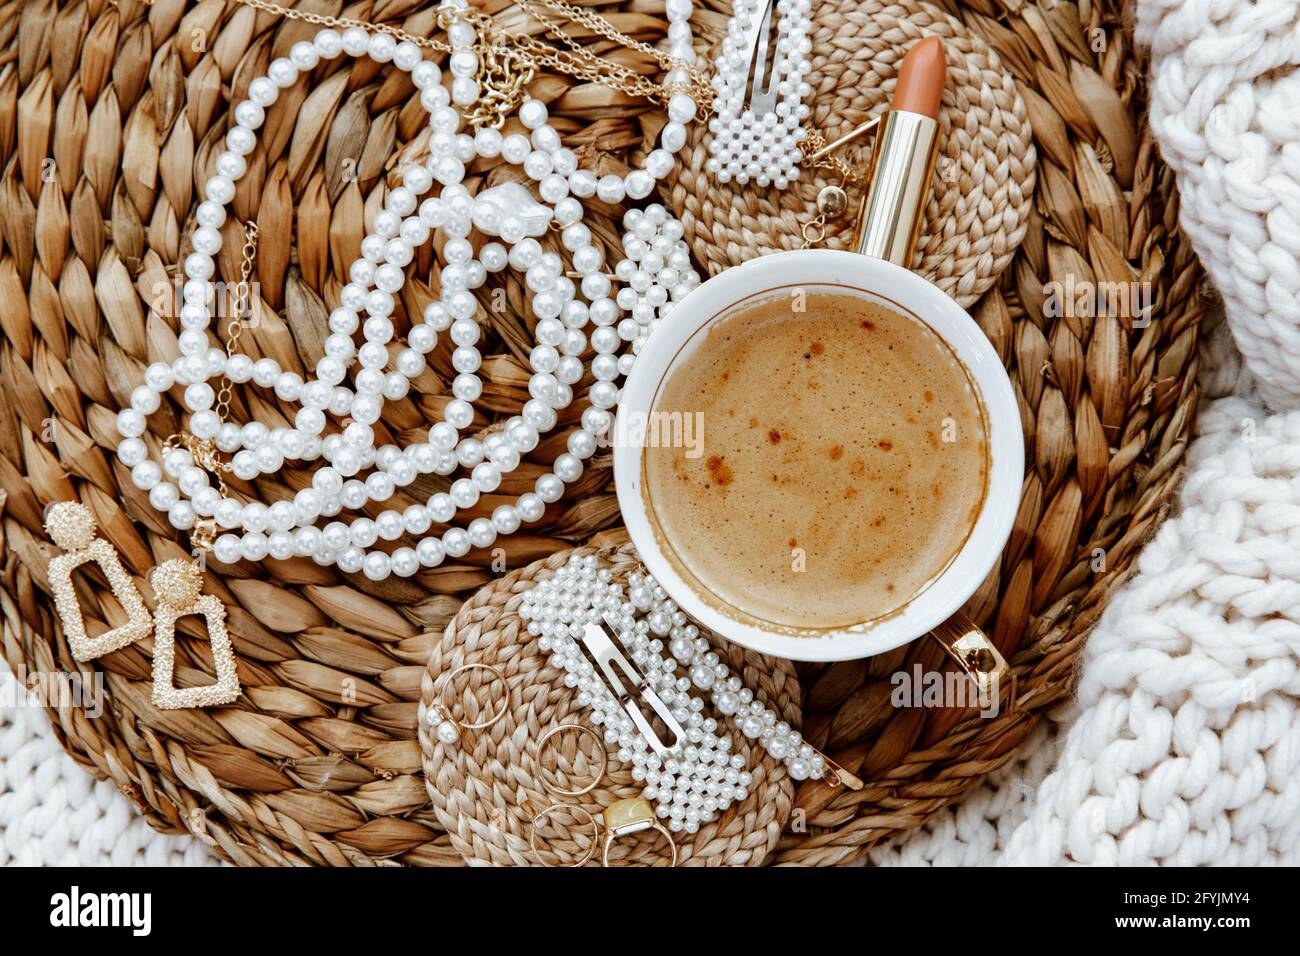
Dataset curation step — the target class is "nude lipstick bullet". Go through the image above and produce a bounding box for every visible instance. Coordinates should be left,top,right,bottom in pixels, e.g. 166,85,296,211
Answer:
854,36,947,267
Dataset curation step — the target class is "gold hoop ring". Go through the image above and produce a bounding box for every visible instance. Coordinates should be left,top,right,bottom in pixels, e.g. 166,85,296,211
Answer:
535,723,607,797
439,663,508,730
529,803,599,868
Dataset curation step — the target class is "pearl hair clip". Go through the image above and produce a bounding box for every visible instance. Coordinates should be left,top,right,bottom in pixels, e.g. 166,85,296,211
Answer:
707,0,814,188
520,554,862,837
578,617,685,756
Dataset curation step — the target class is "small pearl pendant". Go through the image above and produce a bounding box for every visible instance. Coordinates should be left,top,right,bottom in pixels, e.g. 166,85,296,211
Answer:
436,719,460,745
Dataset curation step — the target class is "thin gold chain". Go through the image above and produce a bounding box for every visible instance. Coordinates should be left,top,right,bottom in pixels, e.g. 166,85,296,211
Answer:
215,221,258,424
232,0,455,52
227,0,713,116
516,0,712,103
164,221,257,503
803,129,858,184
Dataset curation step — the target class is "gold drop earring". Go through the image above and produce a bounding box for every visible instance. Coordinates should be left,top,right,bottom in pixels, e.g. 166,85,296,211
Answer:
44,501,152,662
149,553,240,710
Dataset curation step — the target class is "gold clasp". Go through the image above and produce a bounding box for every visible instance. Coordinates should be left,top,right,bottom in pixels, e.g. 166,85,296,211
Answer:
807,115,880,165
191,519,218,554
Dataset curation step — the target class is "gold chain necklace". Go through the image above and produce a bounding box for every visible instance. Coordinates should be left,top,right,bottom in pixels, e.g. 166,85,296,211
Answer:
231,0,713,126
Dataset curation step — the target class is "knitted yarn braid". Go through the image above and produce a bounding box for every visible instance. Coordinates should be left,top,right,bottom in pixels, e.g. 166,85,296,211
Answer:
0,689,220,866
1137,0,1300,411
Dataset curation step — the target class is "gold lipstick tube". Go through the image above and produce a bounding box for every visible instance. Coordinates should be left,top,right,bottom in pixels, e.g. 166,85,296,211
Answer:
853,110,940,268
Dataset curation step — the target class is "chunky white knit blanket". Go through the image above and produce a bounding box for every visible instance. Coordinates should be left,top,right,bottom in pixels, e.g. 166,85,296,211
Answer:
3,0,1298,867
1138,0,1300,413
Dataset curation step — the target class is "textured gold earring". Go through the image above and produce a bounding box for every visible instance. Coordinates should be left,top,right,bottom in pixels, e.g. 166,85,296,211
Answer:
45,501,151,662
150,558,240,709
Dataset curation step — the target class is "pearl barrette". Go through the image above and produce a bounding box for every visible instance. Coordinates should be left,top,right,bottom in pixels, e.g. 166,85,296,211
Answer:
116,3,703,581
707,0,814,188
519,554,861,835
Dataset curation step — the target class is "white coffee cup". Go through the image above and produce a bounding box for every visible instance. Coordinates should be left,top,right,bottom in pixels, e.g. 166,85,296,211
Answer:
614,249,1023,664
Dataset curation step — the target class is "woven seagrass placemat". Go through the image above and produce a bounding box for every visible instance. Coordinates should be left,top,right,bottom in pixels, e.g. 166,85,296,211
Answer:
0,0,1203,865
668,0,1036,309
417,543,797,866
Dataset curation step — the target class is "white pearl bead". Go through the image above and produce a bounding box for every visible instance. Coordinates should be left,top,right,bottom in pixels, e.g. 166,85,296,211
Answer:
268,58,297,88
568,170,597,197
362,551,391,581
393,41,422,71
436,720,460,744
247,77,278,107
443,528,470,557
519,99,549,129
595,175,625,204
625,170,654,199
314,29,343,58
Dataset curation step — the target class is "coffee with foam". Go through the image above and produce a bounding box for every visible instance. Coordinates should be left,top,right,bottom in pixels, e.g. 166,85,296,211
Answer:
643,290,989,630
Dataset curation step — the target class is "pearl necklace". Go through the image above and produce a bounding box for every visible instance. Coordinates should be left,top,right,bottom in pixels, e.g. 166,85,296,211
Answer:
520,555,829,834
706,0,814,188
116,3,702,580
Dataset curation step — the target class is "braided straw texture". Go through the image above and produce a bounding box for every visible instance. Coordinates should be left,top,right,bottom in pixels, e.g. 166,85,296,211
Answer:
669,0,1036,309
417,543,797,866
0,0,1203,866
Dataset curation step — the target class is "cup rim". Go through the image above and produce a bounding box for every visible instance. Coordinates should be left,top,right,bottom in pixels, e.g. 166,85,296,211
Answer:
613,249,1024,662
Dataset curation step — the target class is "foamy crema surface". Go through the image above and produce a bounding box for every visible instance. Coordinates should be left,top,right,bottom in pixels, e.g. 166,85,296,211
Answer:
644,290,989,629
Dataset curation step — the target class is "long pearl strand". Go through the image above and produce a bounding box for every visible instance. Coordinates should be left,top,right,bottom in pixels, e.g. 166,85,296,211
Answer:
116,3,703,580
518,555,824,832
706,0,813,188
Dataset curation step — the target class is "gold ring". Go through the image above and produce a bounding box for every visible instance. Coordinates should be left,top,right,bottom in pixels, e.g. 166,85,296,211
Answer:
529,803,598,868
601,822,677,868
536,723,607,797
599,797,677,867
440,663,508,731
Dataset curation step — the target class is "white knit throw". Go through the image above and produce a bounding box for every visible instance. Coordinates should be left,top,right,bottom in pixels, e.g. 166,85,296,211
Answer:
1138,0,1300,412
4,0,1300,866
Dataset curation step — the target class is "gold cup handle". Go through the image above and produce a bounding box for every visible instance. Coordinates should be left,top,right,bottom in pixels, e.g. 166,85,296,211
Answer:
927,612,1017,715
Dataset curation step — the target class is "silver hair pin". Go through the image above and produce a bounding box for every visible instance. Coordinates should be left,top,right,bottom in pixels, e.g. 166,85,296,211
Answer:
578,616,685,756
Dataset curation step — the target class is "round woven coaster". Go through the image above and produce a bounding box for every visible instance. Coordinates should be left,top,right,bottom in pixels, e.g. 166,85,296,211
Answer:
417,543,798,866
667,0,1036,308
